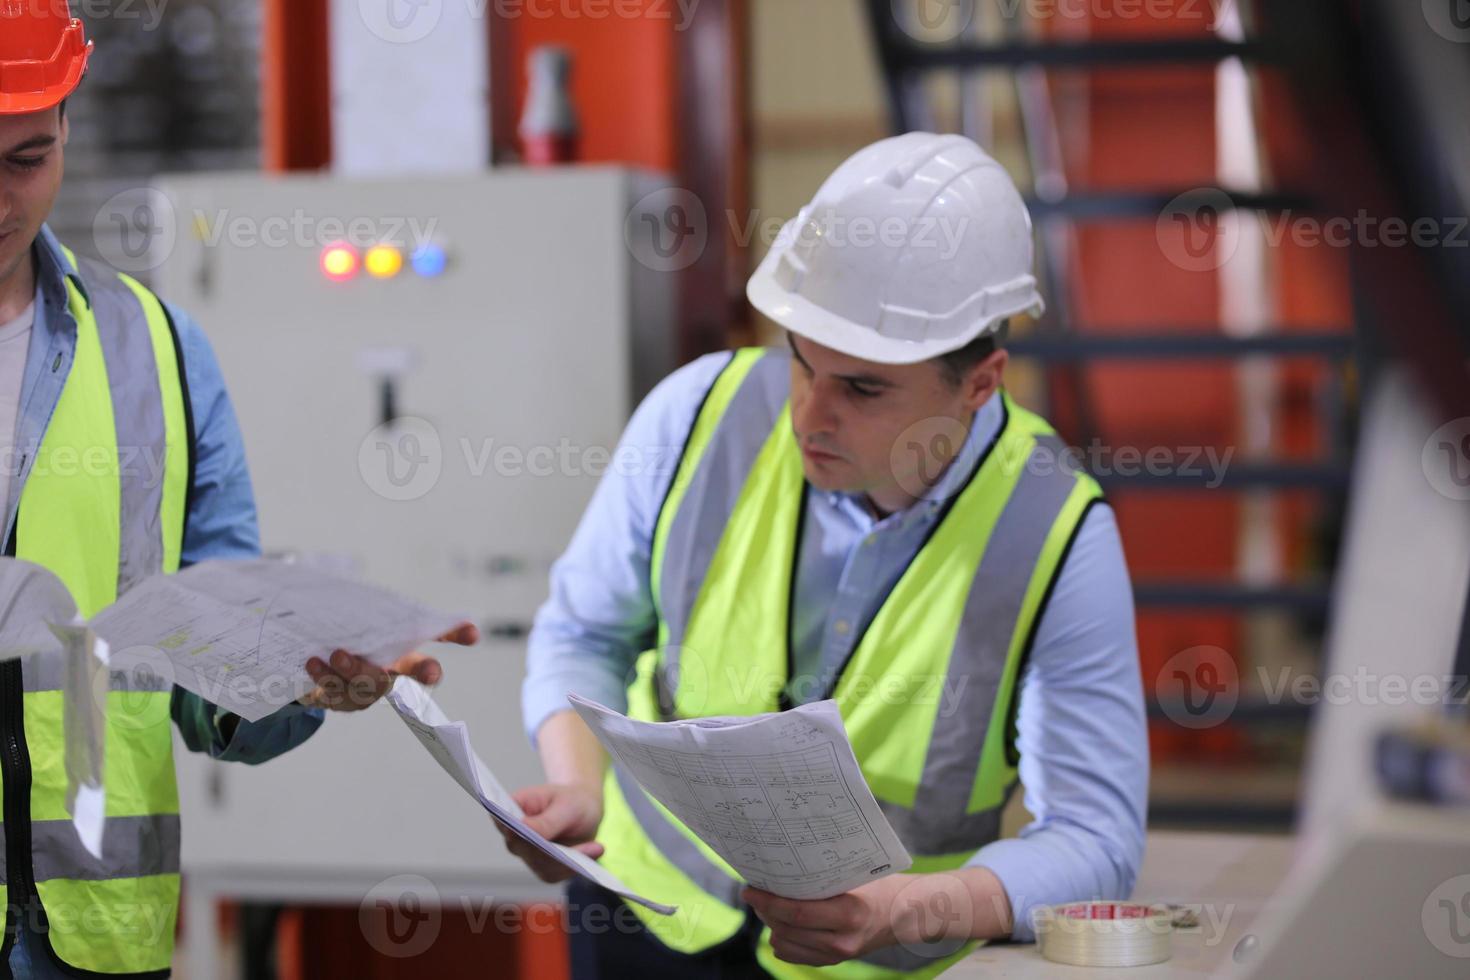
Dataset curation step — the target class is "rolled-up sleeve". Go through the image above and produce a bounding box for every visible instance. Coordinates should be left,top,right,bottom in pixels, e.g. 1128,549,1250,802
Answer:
166,302,324,762
969,502,1149,941
522,353,731,745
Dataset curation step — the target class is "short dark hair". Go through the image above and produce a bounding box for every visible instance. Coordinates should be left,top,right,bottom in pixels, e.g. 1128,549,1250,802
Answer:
937,319,1010,388
58,99,66,119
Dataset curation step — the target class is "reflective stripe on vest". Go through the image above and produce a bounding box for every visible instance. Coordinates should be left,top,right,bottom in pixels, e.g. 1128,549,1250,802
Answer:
649,348,785,716
0,816,182,883
598,347,1101,978
0,245,189,976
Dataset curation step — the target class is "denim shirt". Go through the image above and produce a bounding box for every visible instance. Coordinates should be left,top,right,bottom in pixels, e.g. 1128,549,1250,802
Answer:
7,225,323,764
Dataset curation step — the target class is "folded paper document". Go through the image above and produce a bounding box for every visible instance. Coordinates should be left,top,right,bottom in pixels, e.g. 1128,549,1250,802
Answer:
0,556,468,857
387,678,676,915
86,558,467,722
569,693,911,900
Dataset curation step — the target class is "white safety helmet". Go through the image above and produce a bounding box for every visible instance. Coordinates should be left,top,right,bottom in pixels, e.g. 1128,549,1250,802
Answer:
747,132,1043,365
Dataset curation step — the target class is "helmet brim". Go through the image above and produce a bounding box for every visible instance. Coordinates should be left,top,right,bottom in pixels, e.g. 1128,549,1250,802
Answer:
0,38,90,115
746,248,1043,366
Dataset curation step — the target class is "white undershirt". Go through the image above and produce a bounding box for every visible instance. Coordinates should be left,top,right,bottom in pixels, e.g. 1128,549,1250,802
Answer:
0,302,35,535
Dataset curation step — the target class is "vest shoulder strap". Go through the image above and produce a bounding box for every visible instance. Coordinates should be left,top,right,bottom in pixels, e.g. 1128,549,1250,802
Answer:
45,245,195,585
650,347,789,637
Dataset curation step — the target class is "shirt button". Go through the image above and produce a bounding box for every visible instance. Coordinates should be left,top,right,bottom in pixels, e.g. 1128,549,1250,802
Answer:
834,620,850,635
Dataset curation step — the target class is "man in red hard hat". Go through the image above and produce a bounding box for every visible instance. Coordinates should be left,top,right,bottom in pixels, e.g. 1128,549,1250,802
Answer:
0,6,476,976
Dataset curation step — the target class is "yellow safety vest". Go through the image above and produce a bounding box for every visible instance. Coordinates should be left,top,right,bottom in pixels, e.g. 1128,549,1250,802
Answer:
1,244,191,975
595,347,1102,979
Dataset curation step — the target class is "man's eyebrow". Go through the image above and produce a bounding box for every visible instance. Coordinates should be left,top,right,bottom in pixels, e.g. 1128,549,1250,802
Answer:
836,372,896,388
3,135,57,155
786,334,814,374
786,335,895,387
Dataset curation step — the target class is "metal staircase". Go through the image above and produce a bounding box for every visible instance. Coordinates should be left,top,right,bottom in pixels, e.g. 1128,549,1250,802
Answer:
863,0,1369,826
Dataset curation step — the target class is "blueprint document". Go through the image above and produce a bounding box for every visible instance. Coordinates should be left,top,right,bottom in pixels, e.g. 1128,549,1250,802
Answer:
0,557,467,857
569,694,911,900
386,679,676,915
89,559,466,722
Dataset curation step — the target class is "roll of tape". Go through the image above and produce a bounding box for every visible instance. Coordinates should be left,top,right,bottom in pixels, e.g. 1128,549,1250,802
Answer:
1033,901,1173,968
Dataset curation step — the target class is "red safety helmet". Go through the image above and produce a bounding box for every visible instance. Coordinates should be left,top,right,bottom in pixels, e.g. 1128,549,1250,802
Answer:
0,0,93,115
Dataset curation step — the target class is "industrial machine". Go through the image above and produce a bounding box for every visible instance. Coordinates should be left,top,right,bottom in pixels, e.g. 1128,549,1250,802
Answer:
148,168,676,972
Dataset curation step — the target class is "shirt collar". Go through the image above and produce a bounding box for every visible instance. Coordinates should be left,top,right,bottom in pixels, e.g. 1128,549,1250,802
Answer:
823,390,1008,522
926,391,1005,506
33,223,90,325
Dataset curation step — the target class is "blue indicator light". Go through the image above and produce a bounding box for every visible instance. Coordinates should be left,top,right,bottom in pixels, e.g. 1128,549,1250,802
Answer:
411,244,449,279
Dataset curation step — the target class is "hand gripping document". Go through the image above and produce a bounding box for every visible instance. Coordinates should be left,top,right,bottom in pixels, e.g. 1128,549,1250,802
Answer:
386,678,677,915
568,693,912,900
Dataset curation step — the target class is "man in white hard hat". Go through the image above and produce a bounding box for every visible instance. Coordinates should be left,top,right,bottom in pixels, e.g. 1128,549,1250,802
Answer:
512,133,1147,978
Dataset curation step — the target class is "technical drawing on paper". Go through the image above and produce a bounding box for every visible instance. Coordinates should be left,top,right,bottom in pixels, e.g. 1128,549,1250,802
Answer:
569,694,911,900
88,560,464,722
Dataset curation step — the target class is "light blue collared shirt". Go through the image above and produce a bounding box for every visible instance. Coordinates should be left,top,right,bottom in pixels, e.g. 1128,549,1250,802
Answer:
523,350,1149,943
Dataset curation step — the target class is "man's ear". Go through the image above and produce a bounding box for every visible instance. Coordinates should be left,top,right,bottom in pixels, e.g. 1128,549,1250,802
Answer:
961,349,1007,412
59,111,70,145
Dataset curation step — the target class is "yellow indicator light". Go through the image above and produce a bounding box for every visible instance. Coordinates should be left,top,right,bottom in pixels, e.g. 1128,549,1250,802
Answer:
365,245,404,280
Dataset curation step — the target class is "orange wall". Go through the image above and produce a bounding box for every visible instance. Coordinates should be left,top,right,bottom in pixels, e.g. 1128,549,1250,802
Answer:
1051,14,1352,763
1050,16,1243,761
1260,69,1354,576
